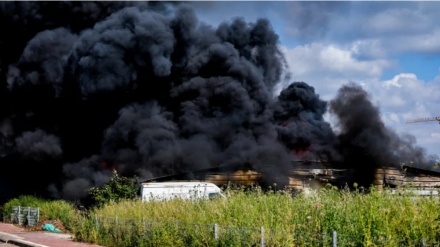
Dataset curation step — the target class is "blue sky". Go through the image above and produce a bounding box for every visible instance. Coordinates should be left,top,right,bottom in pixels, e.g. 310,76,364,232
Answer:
188,1,440,158
382,53,440,81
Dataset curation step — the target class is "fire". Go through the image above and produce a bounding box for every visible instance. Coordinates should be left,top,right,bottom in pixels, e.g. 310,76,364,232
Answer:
99,161,117,171
292,146,310,159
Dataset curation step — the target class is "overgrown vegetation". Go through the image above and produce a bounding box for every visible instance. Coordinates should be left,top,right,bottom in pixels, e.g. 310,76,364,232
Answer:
69,186,440,247
4,177,440,246
88,170,139,208
2,195,46,217
2,195,78,230
1,171,138,232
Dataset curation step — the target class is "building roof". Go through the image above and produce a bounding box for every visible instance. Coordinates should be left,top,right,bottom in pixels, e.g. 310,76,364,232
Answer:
402,165,440,176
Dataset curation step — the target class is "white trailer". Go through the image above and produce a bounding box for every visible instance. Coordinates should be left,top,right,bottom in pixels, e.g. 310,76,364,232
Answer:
141,182,225,202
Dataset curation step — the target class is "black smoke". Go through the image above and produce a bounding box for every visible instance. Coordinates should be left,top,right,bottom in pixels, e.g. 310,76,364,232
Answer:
329,83,434,185
275,82,340,161
0,2,435,202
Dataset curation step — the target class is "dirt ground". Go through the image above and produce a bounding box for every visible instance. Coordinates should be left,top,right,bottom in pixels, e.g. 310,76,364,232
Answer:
27,218,68,233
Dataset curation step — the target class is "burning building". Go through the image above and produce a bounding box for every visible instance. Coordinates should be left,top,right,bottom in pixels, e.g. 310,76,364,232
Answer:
142,161,349,191
0,2,436,203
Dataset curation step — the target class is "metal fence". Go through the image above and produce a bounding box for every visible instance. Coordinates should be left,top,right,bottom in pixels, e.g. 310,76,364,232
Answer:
94,215,269,246
6,206,40,227
92,215,440,247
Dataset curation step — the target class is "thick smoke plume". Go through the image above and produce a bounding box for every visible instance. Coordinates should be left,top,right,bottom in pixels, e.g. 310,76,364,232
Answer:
329,84,433,185
0,2,435,202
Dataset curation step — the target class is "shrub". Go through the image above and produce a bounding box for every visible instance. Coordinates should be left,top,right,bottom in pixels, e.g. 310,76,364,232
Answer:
88,170,139,208
2,195,46,217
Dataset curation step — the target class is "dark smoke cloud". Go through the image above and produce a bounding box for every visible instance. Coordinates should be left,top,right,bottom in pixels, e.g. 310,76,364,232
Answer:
60,155,112,200
216,18,287,89
68,6,175,96
8,28,77,94
330,83,435,185
101,102,182,177
15,129,62,161
0,2,435,202
275,82,340,161
331,83,391,166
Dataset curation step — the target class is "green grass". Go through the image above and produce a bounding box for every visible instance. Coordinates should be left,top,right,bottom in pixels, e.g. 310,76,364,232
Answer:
69,186,440,247
2,195,46,217
3,188,439,246
2,195,78,230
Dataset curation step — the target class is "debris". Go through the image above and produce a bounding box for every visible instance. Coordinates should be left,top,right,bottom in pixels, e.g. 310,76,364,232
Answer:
42,223,62,233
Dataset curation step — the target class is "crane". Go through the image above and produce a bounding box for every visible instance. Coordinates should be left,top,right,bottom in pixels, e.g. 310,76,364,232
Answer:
406,116,440,124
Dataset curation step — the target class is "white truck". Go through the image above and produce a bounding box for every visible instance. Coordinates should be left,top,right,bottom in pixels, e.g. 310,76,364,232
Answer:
141,182,225,202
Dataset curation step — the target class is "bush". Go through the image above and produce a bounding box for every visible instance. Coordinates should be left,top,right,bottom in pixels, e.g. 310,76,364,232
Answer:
88,170,139,208
2,195,46,217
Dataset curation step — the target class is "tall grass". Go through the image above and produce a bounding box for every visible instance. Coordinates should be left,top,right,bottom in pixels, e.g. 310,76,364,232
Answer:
2,195,78,230
70,186,440,247
39,200,78,229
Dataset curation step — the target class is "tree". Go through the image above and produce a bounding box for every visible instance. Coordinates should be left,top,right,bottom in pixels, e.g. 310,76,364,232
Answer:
88,170,139,207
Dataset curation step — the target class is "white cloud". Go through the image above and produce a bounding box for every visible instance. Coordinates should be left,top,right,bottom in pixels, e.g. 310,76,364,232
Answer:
280,43,392,100
396,31,440,53
350,39,388,59
367,74,437,112
282,43,391,78
349,31,440,55
311,3,440,54
366,7,430,35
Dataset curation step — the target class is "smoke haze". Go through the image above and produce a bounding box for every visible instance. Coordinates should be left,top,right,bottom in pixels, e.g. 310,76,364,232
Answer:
0,2,435,202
